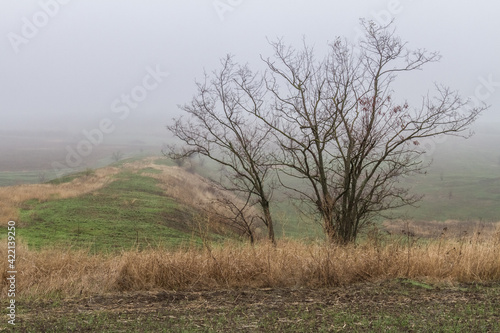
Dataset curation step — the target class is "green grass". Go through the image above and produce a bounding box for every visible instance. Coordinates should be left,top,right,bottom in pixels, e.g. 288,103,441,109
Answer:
391,134,500,222
18,171,200,253
396,173,500,222
271,200,323,239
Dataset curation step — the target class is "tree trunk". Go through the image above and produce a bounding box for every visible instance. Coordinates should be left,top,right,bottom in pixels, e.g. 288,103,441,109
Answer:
261,201,276,245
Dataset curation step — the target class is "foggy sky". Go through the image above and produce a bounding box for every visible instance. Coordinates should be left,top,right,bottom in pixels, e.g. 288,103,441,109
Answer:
1,0,499,136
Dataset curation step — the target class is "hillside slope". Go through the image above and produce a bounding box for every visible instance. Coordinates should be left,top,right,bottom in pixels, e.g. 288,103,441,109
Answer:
1,157,234,251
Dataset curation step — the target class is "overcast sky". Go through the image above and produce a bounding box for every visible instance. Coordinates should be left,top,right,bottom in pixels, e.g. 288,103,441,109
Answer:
1,0,499,136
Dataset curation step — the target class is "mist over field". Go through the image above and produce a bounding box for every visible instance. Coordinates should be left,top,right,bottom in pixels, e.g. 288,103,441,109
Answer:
2,1,499,131
0,1,498,203
0,1,498,223
2,2,500,331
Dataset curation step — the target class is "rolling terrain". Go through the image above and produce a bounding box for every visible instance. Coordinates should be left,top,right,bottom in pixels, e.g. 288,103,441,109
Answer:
0,156,246,252
0,127,499,332
2,125,499,229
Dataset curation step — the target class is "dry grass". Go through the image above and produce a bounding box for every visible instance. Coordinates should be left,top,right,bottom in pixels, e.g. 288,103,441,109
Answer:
143,164,227,207
114,158,230,208
384,219,500,239
139,161,262,237
2,229,499,299
0,167,120,226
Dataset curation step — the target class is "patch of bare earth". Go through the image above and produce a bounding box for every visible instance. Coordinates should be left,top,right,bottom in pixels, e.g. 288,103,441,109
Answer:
10,281,500,332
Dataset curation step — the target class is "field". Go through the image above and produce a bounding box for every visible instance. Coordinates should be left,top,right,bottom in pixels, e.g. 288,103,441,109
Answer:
1,126,500,228
0,130,162,186
18,171,193,252
391,125,500,223
1,128,500,331
1,234,500,331
7,281,500,332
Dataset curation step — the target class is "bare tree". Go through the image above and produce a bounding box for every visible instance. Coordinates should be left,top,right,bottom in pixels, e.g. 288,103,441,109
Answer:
166,56,277,244
250,21,488,243
167,21,487,245
112,150,124,162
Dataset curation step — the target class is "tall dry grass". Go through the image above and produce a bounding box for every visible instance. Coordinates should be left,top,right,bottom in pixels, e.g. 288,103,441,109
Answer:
2,229,499,299
143,164,228,208
141,162,262,237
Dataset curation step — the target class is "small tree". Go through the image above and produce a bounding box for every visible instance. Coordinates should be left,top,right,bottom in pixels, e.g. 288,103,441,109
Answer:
112,150,124,162
166,56,277,244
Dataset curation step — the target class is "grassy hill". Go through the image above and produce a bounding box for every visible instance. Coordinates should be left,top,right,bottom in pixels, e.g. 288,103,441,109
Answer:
0,157,242,252
19,171,196,253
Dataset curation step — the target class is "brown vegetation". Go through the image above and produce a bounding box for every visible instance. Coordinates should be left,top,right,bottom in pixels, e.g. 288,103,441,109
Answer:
139,161,264,240
2,228,499,299
384,219,500,239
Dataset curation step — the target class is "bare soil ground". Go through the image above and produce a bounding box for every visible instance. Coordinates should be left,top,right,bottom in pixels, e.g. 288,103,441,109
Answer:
6,280,500,332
